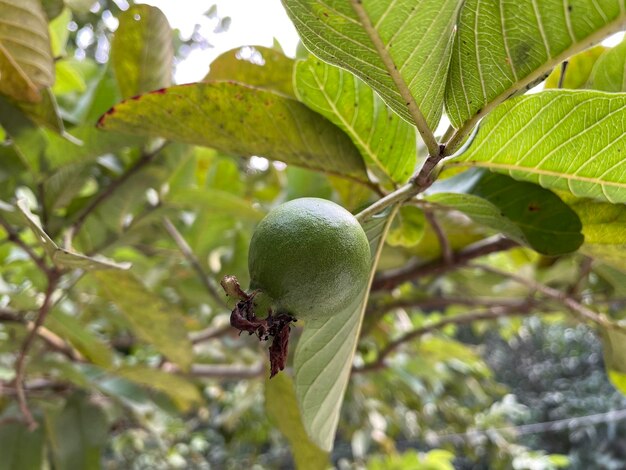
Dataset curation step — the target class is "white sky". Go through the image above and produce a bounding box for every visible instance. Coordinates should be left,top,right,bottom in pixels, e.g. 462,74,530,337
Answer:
137,0,300,83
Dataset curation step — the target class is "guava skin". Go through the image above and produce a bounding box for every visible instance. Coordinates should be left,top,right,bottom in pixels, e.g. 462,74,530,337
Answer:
248,197,370,321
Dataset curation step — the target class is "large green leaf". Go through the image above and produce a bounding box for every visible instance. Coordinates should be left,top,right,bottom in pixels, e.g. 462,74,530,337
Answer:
0,421,45,470
45,394,108,470
205,45,295,97
294,206,398,451
110,4,173,99
94,270,194,371
98,82,368,181
282,0,460,129
544,45,607,90
448,90,626,204
265,373,329,469
168,188,265,222
587,39,626,92
427,169,583,255
445,0,626,128
0,0,54,102
568,198,626,269
295,56,416,185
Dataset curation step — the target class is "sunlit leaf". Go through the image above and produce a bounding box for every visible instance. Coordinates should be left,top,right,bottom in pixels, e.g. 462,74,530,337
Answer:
0,0,54,102
295,57,416,185
295,206,398,450
98,82,368,181
446,0,626,127
587,39,626,92
283,0,460,129
448,90,626,204
110,4,173,99
205,45,295,97
544,45,606,90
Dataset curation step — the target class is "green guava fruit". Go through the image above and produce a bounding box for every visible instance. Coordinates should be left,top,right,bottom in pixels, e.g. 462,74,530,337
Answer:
248,197,371,320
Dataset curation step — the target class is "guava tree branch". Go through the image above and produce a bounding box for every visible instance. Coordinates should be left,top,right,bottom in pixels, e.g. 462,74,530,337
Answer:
0,216,48,273
424,209,453,265
162,217,229,310
66,142,167,243
13,268,61,430
472,264,624,332
354,299,535,373
372,236,518,291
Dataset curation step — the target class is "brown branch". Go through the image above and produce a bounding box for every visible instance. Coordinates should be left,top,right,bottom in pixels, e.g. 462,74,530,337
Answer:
66,143,167,243
567,256,594,296
162,217,229,310
189,325,232,344
354,300,535,373
13,269,61,430
372,236,518,291
424,209,453,265
0,216,48,273
472,264,623,332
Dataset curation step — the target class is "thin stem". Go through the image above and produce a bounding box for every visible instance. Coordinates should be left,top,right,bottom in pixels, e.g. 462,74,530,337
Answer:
472,264,624,331
355,183,417,222
354,300,534,373
349,0,439,157
424,209,453,265
66,143,167,243
189,325,232,344
162,217,229,310
372,236,517,291
440,124,456,144
558,60,569,89
13,269,61,430
0,217,48,273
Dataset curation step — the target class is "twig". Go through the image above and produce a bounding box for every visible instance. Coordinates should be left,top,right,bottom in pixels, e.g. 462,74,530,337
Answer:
13,269,61,430
354,300,534,373
567,257,594,296
66,143,167,243
472,264,623,331
189,325,232,344
162,217,229,310
558,60,569,89
189,363,265,379
0,217,48,273
424,209,453,265
372,236,517,291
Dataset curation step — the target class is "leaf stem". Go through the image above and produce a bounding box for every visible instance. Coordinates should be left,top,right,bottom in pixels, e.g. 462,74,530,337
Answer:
349,0,439,157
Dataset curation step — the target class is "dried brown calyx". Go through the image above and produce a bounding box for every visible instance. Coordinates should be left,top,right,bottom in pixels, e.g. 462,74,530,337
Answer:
221,276,295,377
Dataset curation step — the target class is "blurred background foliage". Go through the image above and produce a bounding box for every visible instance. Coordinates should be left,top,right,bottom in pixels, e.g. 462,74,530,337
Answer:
0,1,625,469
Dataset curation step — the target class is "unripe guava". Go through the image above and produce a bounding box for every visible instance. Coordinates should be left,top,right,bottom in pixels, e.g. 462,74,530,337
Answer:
248,197,370,321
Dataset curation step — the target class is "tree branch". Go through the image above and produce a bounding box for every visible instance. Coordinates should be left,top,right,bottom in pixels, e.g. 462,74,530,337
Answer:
354,300,535,373
162,217,229,310
13,269,61,430
472,264,624,332
424,209,453,265
189,325,232,344
0,216,48,273
372,236,518,291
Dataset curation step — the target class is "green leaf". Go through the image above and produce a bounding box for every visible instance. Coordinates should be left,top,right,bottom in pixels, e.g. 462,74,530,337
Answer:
568,198,626,269
16,199,132,270
588,39,626,92
16,87,64,133
448,90,626,204
295,57,416,185
45,311,114,367
113,365,202,411
98,82,368,181
544,45,606,89
427,169,583,255
110,4,173,99
0,421,45,470
602,327,626,398
45,394,108,470
387,206,425,247
265,373,330,469
283,0,460,129
445,0,626,127
205,45,295,97
0,0,54,102
94,270,194,371
295,206,398,451
168,187,265,222
53,59,87,95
